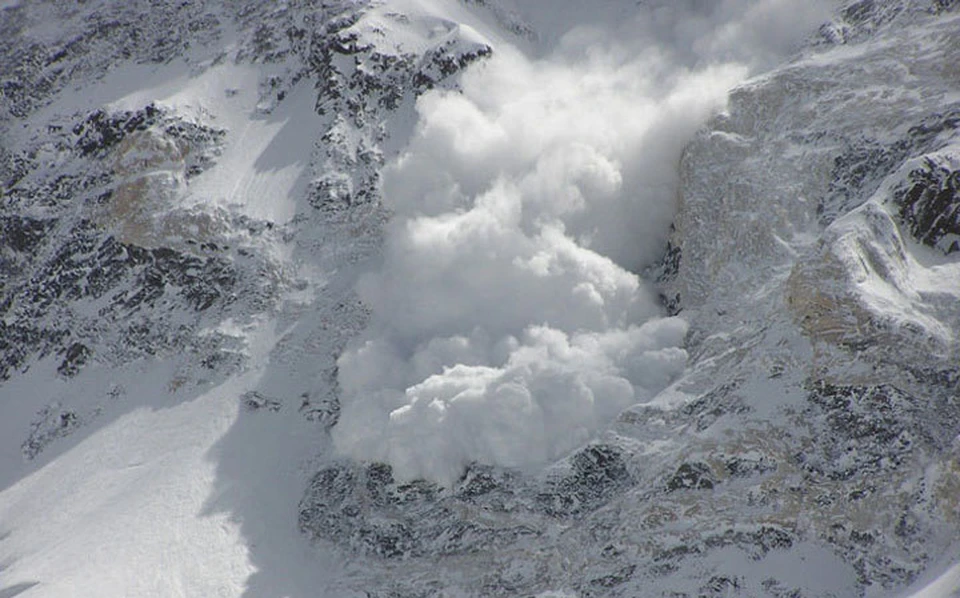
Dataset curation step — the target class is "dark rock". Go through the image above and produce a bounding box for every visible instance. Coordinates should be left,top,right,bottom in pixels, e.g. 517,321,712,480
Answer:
653,230,682,315
589,564,636,589
907,108,960,148
666,462,716,492
681,382,748,432
792,379,951,585
761,578,804,598
0,320,67,381
73,104,162,157
0,216,53,253
456,464,511,501
798,381,936,481
932,0,960,12
412,43,492,92
298,462,539,559
724,454,777,478
702,526,796,561
656,238,682,284
892,157,960,254
57,342,90,377
818,105,960,227
820,137,908,225
536,444,633,516
699,575,741,597
21,404,82,459
241,391,282,412
298,388,341,428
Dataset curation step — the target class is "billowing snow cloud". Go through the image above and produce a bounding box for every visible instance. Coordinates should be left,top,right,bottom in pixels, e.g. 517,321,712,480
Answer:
333,0,837,485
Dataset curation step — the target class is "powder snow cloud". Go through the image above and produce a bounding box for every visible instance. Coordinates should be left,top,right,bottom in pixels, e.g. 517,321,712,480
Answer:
332,0,839,485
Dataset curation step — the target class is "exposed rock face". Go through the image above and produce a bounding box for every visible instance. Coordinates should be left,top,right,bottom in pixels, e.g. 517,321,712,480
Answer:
785,202,952,358
98,109,228,250
893,152,960,254
0,2,223,120
657,0,960,594
0,0,489,390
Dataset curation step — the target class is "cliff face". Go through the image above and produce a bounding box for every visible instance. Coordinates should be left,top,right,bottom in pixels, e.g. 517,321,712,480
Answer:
1,0,959,597
659,1,960,592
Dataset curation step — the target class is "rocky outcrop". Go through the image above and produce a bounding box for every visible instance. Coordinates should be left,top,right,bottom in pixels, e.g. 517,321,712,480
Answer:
657,1,960,594
303,0,960,594
893,153,960,254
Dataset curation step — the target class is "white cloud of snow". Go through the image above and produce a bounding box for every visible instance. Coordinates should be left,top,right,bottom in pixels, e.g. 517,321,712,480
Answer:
332,0,839,486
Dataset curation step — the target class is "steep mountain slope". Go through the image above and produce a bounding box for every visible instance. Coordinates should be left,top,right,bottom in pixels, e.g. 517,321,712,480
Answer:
0,0,958,597
658,0,960,593
0,1,496,595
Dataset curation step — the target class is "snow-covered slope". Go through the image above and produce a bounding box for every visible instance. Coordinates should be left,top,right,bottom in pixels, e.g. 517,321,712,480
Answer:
1,0,959,597
0,1,493,595
656,1,960,593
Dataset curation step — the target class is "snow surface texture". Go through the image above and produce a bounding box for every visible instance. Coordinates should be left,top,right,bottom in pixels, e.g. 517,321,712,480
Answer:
2,0,960,597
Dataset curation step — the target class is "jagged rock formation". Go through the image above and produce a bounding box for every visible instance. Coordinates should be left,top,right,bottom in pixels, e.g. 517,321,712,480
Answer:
660,0,960,594
298,2,960,594
0,0,490,430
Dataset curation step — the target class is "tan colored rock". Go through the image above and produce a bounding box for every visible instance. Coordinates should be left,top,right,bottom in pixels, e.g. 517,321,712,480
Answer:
100,127,227,251
785,202,952,362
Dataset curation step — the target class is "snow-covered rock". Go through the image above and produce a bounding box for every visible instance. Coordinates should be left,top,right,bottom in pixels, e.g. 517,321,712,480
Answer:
1,0,959,596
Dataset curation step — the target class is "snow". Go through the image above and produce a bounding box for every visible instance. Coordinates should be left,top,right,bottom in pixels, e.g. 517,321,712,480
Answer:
105,60,320,227
2,0,958,596
0,7,343,595
898,559,960,598
0,385,253,597
332,0,838,486
0,320,352,597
